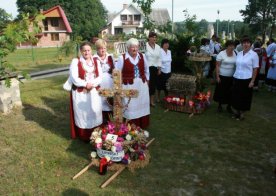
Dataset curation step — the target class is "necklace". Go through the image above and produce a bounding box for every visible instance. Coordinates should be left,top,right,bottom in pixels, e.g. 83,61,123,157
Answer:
81,57,95,74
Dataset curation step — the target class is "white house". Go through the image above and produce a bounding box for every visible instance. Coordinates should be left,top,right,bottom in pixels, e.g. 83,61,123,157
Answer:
100,4,170,37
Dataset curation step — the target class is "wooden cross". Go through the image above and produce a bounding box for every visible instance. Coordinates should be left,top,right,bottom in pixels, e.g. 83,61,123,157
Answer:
98,70,138,124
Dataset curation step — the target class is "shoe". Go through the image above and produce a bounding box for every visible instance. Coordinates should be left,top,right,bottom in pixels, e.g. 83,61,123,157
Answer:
217,105,222,113
150,103,155,107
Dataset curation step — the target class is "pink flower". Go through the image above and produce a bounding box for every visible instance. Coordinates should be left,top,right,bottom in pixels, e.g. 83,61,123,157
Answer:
96,143,102,149
117,137,124,142
107,122,115,133
120,124,128,134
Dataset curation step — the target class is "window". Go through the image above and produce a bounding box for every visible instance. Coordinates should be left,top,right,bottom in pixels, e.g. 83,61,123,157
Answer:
136,27,144,34
50,18,59,27
134,15,141,21
120,15,127,21
43,19,48,31
51,33,59,41
115,28,123,35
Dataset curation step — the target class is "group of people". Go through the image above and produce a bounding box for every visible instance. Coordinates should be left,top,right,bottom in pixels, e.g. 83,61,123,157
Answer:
68,32,172,141
213,35,276,120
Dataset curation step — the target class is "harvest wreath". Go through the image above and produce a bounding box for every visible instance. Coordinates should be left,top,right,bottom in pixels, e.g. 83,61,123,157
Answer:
89,121,152,173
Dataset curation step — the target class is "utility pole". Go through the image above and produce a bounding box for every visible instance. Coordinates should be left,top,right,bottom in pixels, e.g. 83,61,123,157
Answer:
217,10,220,36
172,0,174,33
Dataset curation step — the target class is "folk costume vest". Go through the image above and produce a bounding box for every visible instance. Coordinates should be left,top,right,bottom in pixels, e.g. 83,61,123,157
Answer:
107,55,115,75
122,52,146,85
72,57,100,92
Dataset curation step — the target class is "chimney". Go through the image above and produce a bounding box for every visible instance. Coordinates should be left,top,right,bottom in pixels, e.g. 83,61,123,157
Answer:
123,4,128,9
40,8,43,13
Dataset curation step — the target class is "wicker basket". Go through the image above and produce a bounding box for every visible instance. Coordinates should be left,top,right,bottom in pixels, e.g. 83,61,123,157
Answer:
163,101,205,114
167,74,197,96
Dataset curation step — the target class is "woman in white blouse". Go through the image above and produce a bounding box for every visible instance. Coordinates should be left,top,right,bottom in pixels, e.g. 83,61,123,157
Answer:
145,32,162,107
213,40,236,113
157,39,172,102
69,42,103,141
231,36,259,120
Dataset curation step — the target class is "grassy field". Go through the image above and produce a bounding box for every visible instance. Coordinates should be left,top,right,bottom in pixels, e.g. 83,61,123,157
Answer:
5,47,74,73
0,75,275,195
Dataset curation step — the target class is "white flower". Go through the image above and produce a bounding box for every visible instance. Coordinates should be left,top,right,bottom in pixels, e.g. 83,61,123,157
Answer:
95,138,102,144
90,151,97,158
111,146,117,153
92,131,98,137
126,134,132,141
144,131,149,138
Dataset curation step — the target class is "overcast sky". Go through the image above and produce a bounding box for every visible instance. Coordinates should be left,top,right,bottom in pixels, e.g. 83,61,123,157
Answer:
1,0,248,22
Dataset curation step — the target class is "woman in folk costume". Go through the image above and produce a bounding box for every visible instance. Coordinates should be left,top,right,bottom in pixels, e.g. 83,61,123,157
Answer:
115,38,150,129
70,41,103,141
93,39,115,123
266,39,276,92
231,36,259,120
145,32,162,107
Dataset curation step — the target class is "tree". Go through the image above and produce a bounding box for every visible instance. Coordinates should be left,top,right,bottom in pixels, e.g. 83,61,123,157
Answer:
0,8,12,30
182,9,197,36
16,0,107,40
0,13,43,86
240,0,276,42
132,0,155,30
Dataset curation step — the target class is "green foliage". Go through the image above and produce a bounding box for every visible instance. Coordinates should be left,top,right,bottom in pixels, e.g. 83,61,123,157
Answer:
183,9,197,35
16,0,107,40
133,0,155,30
240,0,276,42
163,34,200,74
59,36,83,57
0,8,12,30
0,13,43,86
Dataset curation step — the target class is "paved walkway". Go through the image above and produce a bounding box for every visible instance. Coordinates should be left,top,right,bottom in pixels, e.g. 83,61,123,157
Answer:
19,67,69,80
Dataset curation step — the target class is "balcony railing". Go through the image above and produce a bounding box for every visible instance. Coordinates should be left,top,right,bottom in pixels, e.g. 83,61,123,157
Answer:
121,20,140,26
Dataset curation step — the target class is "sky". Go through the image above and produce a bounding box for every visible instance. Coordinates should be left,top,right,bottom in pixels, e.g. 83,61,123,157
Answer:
0,0,248,22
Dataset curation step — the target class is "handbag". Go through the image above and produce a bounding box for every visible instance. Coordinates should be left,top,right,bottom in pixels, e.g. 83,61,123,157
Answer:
63,77,72,91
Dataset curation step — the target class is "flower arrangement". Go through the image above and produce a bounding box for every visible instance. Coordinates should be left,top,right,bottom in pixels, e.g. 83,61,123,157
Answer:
190,90,211,111
90,121,150,165
163,96,185,106
163,90,211,113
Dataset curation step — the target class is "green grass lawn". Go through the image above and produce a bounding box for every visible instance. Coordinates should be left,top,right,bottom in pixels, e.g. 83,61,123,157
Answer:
5,47,74,73
0,76,276,195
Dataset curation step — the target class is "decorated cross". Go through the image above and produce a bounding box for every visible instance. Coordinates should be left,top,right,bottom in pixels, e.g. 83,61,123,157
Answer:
99,70,138,124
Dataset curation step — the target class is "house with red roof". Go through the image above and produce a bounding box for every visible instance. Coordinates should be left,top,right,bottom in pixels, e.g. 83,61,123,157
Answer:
19,5,72,48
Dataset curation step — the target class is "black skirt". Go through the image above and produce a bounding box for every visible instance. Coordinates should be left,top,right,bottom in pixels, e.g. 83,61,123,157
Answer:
149,66,158,95
265,78,276,87
231,78,253,111
213,75,233,104
157,72,171,91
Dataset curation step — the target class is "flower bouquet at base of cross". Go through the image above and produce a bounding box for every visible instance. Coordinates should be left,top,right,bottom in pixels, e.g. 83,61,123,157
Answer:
90,120,150,173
